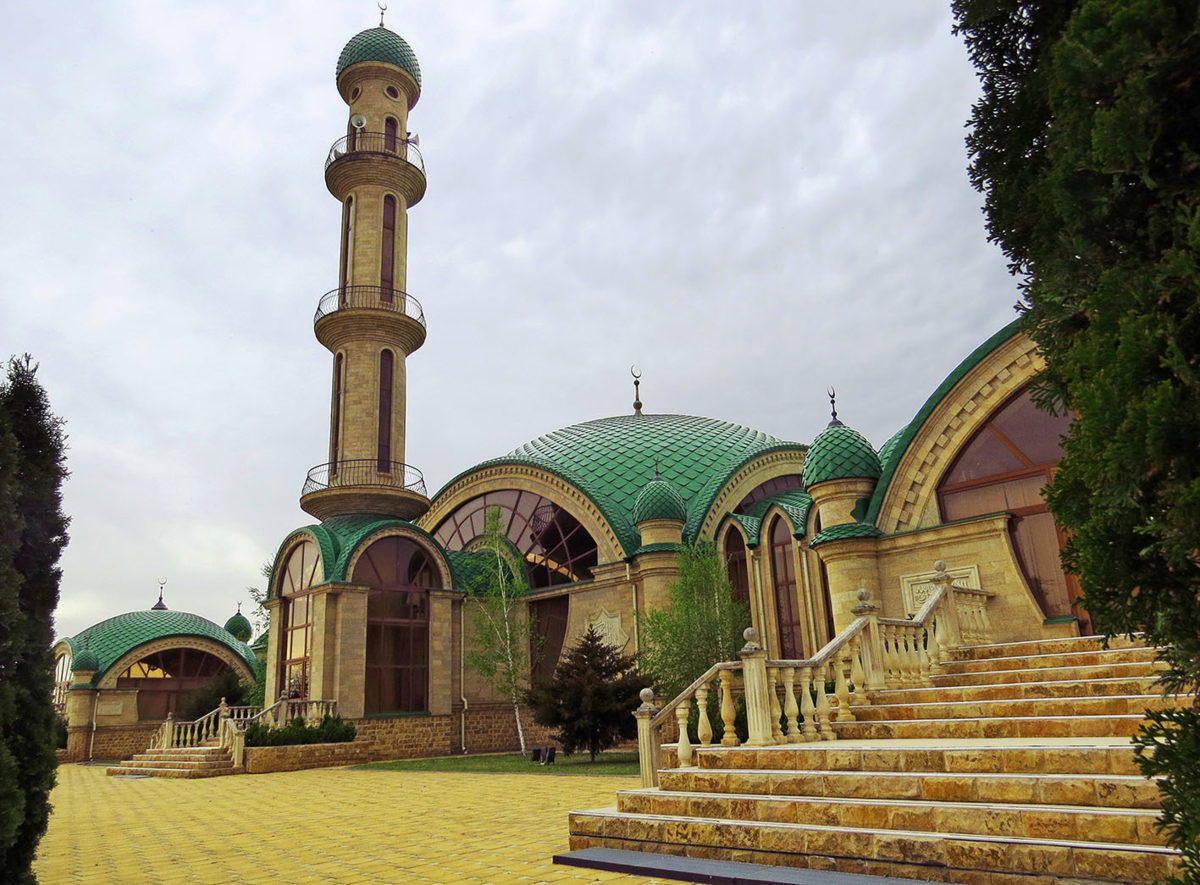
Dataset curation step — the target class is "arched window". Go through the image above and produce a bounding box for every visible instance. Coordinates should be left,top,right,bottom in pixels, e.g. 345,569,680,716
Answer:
724,526,750,606
339,196,354,292
378,349,394,470
733,474,805,514
937,386,1077,621
278,539,322,700
432,490,599,590
329,353,344,468
117,648,232,719
352,536,441,714
381,195,396,302
769,517,804,659
52,652,72,714
384,116,399,153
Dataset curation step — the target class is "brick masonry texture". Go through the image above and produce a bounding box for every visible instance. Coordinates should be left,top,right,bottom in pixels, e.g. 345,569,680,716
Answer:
65,723,159,762
244,742,370,774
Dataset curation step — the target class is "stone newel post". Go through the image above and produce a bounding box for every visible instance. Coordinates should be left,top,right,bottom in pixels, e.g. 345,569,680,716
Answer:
852,588,884,690
633,688,661,788
739,628,774,747
930,560,962,647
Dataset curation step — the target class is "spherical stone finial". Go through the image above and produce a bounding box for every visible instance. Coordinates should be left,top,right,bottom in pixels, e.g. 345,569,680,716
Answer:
743,627,760,644
639,687,655,704
857,588,872,602
632,473,687,525
934,560,947,573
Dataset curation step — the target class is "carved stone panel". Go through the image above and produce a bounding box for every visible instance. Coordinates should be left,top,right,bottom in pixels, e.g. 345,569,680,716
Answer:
586,608,630,651
899,565,981,617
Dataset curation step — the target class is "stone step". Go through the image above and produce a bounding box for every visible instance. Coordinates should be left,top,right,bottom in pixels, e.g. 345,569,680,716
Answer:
931,659,1163,687
142,745,229,756
832,713,1147,740
872,675,1159,706
105,764,242,779
123,753,232,767
949,635,1145,662
568,810,1181,884
617,790,1169,847
131,752,231,763
852,693,1179,724
691,743,1140,776
657,767,1162,809
939,646,1159,675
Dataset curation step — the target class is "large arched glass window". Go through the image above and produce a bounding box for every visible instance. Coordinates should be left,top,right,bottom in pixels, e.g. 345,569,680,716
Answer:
117,648,232,719
278,539,322,700
733,475,804,514
378,349,394,470
433,490,599,590
769,517,804,658
52,652,72,714
937,387,1076,620
352,536,441,714
724,526,750,606
381,195,396,301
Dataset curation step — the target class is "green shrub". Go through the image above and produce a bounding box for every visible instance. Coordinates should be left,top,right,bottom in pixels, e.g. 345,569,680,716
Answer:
179,669,246,721
53,719,67,750
243,715,356,748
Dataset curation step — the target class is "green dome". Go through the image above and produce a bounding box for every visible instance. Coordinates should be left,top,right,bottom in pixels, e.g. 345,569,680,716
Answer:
224,609,253,643
803,421,881,489
439,414,807,556
632,476,687,524
65,610,256,683
337,27,421,86
72,647,99,673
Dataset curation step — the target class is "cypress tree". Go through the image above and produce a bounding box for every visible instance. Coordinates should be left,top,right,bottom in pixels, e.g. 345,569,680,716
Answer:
525,625,650,762
0,356,69,884
953,3,1200,879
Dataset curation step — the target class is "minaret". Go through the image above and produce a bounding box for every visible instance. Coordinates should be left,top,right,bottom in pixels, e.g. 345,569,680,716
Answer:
300,21,430,522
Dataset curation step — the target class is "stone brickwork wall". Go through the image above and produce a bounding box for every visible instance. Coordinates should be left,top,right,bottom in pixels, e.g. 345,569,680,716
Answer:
353,714,453,761
456,704,559,755
244,741,370,774
65,723,159,762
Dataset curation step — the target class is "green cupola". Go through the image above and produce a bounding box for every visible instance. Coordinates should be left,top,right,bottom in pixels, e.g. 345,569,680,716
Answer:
336,27,422,86
224,606,253,643
802,409,881,490
632,474,687,525
72,646,99,674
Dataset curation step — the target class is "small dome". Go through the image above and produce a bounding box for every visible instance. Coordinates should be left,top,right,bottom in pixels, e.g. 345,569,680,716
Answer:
224,609,252,643
632,475,687,524
337,27,421,86
72,647,99,673
803,420,881,489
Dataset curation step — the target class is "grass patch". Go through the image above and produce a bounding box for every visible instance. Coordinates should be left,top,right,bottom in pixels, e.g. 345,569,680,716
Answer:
354,750,640,776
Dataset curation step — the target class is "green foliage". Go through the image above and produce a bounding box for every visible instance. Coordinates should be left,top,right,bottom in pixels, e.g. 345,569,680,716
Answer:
0,356,69,884
245,560,273,637
52,720,66,752
525,625,651,762
243,715,356,747
241,657,267,708
640,542,751,703
178,669,247,721
954,3,1200,879
464,507,538,751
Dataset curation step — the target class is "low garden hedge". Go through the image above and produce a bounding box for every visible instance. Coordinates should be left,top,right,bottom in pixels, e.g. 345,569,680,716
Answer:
244,715,356,747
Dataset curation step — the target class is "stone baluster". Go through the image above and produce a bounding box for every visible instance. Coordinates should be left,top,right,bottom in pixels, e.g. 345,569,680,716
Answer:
719,669,739,747
696,682,713,747
926,616,942,676
883,624,899,686
634,688,661,788
906,626,923,683
816,663,835,740
781,667,801,742
977,596,993,641
799,665,818,742
849,637,867,706
834,649,854,722
767,668,785,744
675,698,693,768
917,626,932,684
165,713,175,749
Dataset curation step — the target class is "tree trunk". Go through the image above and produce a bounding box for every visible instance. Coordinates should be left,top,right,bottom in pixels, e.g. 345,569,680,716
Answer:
512,701,526,754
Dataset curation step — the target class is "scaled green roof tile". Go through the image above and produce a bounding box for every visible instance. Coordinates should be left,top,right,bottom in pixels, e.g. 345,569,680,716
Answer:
802,422,881,488
438,414,807,557
65,611,256,684
808,522,883,548
632,476,687,524
738,489,813,543
337,27,421,85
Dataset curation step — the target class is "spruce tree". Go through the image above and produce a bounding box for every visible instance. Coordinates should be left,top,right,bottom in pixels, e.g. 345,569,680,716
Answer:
525,624,650,762
0,356,69,884
953,3,1200,879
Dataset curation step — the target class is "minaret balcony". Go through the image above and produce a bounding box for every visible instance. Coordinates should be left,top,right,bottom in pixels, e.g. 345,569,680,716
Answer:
314,286,427,353
300,459,430,522
325,132,426,206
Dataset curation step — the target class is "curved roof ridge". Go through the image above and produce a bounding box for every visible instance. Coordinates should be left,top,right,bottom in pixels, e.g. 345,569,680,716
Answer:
863,318,1023,525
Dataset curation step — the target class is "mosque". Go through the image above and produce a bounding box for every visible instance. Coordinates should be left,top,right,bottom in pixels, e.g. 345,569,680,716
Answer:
54,18,1083,761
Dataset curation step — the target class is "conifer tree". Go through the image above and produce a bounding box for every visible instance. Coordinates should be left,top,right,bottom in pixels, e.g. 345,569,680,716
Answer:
953,4,1200,878
525,624,650,762
0,356,69,884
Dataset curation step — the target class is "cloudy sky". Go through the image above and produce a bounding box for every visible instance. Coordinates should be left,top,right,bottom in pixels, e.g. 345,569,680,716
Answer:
1,2,1019,640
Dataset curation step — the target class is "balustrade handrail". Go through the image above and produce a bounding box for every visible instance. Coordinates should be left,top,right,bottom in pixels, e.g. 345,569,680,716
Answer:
325,131,425,176
314,285,426,328
301,459,427,498
649,661,741,729
769,616,869,670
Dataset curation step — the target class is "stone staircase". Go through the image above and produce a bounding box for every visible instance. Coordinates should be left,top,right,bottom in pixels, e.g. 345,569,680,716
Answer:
568,635,1187,884
106,743,243,779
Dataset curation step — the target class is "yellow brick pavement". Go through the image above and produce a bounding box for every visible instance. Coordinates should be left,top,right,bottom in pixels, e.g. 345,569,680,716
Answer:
35,764,686,885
